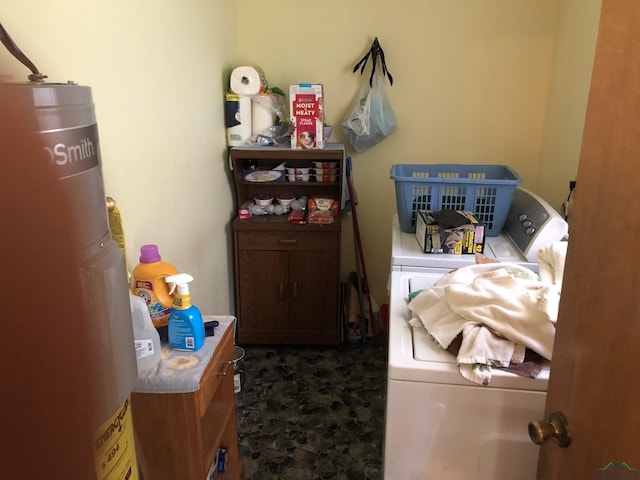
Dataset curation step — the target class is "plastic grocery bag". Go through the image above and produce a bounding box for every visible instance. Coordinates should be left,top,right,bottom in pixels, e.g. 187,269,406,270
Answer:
341,37,397,152
341,68,397,152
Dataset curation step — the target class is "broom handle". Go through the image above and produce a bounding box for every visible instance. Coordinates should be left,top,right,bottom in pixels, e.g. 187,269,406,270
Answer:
346,157,378,345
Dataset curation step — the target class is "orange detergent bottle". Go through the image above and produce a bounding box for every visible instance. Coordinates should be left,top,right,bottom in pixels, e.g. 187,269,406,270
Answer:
132,244,179,328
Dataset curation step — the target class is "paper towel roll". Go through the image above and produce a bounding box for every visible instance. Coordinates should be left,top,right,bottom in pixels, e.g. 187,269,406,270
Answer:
251,94,275,136
226,93,252,146
230,66,267,96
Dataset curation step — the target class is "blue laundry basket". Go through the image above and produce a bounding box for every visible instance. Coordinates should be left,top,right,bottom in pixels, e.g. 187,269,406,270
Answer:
390,164,522,236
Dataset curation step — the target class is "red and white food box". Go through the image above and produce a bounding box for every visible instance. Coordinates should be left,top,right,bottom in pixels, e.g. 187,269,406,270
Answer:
290,83,324,149
307,196,338,224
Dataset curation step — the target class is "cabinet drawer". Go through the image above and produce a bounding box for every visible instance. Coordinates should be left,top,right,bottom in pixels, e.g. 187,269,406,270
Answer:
197,326,233,417
237,230,338,251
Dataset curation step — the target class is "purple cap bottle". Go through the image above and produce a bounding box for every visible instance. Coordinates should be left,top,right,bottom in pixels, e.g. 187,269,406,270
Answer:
139,244,162,263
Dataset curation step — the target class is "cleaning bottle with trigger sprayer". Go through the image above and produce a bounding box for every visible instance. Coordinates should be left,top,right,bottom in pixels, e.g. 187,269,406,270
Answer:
166,273,205,351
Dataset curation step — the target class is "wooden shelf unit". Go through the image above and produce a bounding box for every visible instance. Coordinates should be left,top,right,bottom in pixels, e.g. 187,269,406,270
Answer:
230,145,345,345
229,144,345,214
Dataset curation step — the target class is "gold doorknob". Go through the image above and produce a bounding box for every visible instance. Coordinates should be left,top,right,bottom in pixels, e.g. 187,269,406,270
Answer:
528,411,571,447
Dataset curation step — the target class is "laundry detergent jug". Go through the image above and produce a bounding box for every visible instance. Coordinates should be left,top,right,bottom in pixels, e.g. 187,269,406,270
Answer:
131,244,178,328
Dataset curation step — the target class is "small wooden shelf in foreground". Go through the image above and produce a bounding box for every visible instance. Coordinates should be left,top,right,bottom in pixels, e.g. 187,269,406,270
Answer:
131,318,244,480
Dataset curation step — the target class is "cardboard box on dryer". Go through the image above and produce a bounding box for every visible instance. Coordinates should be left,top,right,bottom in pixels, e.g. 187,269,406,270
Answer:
290,83,324,149
416,209,485,254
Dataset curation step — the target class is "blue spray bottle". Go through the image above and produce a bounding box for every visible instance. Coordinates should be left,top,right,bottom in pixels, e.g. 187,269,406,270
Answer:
165,273,205,351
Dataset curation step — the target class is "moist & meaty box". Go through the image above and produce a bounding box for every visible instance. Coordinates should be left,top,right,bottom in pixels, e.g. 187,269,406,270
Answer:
290,83,324,149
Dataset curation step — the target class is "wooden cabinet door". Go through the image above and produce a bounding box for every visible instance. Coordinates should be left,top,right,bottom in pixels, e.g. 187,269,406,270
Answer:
288,249,339,331
535,0,640,476
234,225,342,345
236,249,288,331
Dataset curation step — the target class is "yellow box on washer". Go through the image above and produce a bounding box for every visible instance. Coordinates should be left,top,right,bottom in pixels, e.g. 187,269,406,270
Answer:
416,210,485,254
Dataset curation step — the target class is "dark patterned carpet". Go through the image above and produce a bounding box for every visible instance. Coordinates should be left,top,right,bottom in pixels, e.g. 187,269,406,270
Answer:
235,340,388,480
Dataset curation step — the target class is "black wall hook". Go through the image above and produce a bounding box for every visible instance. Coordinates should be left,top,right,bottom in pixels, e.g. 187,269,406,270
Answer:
352,37,393,87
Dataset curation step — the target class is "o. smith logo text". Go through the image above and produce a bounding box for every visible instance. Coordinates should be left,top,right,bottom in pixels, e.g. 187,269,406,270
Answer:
38,124,100,178
44,136,95,166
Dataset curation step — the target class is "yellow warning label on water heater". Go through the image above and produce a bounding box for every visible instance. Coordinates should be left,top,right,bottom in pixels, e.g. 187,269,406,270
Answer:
93,398,139,480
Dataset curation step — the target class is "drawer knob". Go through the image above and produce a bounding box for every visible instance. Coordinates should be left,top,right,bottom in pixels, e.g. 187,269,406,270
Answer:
278,239,298,245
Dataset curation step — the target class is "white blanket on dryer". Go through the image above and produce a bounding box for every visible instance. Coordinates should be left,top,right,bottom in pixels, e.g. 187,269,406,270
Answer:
408,242,567,386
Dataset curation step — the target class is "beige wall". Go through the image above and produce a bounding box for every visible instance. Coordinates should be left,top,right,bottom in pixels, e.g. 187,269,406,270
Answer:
237,0,601,305
0,1,238,314
0,0,601,319
537,0,602,209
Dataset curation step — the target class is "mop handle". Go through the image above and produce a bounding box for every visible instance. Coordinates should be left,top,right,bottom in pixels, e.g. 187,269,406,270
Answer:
346,157,378,344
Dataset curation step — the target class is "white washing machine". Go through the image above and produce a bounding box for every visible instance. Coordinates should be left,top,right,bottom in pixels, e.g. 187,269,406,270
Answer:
384,188,568,480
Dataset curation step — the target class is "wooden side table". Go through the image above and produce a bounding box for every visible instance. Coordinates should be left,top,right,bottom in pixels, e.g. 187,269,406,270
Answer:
131,316,244,480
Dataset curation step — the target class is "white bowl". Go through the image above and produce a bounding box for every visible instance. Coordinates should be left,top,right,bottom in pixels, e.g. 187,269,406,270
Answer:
315,174,338,183
287,174,311,182
313,161,338,169
253,195,274,206
313,168,339,175
276,195,295,206
285,167,311,175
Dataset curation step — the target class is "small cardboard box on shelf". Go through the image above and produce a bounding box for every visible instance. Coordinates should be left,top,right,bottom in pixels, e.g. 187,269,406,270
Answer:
290,83,324,150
